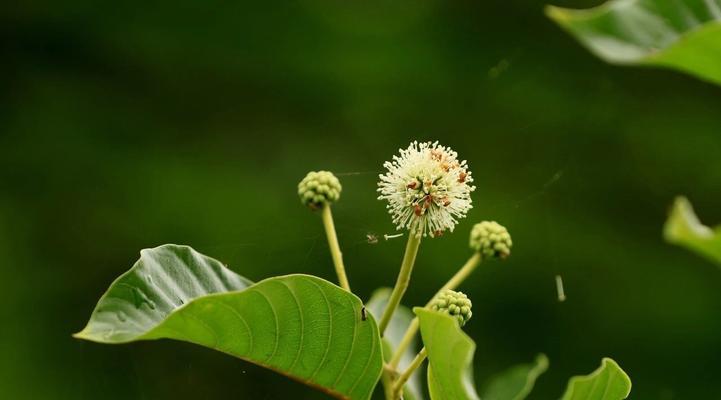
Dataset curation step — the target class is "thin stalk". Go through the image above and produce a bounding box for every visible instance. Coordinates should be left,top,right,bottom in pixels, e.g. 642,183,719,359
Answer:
378,233,422,335
434,252,482,296
388,319,420,369
389,252,482,368
321,204,351,291
381,365,396,400
392,348,428,399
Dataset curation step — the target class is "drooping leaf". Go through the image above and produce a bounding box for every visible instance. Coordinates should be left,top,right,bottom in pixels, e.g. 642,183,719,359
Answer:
416,308,480,400
482,354,549,400
366,288,424,400
75,245,383,400
561,358,631,400
546,0,721,86
74,244,254,342
664,196,721,265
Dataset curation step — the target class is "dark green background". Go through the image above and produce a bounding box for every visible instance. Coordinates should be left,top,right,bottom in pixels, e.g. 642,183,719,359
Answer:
2,0,721,399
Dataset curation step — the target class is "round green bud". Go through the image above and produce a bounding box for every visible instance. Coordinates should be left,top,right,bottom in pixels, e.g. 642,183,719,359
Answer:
469,221,512,259
298,171,342,209
431,289,473,327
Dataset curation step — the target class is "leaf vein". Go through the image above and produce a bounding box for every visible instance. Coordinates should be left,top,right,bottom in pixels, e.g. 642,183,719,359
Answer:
307,278,334,382
214,301,254,355
347,300,376,396
252,289,280,364
331,288,357,389
278,280,304,373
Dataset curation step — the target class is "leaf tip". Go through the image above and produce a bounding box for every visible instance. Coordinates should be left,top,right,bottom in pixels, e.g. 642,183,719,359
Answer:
590,358,632,397
604,358,632,395
601,357,630,378
72,329,90,340
544,5,569,22
600,357,619,369
664,196,701,242
535,353,550,370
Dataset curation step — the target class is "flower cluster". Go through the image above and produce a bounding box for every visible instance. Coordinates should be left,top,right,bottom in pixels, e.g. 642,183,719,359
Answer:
469,221,512,259
298,171,342,209
378,141,475,237
431,289,473,327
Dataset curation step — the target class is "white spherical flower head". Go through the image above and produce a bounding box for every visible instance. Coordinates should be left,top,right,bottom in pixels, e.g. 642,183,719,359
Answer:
378,141,475,237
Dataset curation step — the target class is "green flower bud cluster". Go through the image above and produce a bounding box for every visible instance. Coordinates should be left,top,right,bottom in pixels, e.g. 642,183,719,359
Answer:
431,289,473,327
298,171,342,209
469,221,512,259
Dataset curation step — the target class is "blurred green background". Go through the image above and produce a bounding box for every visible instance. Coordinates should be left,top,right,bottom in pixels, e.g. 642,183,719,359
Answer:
2,0,721,398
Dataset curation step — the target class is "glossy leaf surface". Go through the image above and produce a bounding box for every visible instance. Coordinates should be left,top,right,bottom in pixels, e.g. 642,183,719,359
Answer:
483,354,549,400
416,308,480,400
664,196,721,264
547,0,721,85
561,358,631,400
75,245,383,400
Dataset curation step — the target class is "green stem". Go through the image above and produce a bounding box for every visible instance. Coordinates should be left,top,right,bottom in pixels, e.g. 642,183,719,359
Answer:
434,252,482,296
381,365,396,400
378,233,422,335
388,319,420,369
321,204,351,291
389,252,481,368
392,348,428,399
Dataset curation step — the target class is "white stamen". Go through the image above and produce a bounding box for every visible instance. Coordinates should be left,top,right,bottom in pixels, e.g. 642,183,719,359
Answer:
377,141,475,237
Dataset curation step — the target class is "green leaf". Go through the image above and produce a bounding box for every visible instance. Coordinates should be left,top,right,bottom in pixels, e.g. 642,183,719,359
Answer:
482,354,549,400
664,196,721,265
546,0,721,86
74,244,255,342
366,288,424,400
416,308,480,400
75,244,383,400
561,358,631,400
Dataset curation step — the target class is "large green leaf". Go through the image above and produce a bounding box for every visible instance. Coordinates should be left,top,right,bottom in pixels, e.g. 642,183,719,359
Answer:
546,0,721,86
366,288,424,400
75,244,255,342
664,196,721,265
416,308,480,400
561,358,631,400
482,354,549,400
75,245,383,400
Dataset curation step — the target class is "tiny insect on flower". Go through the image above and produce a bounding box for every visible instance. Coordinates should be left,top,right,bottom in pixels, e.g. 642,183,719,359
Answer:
377,141,475,237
